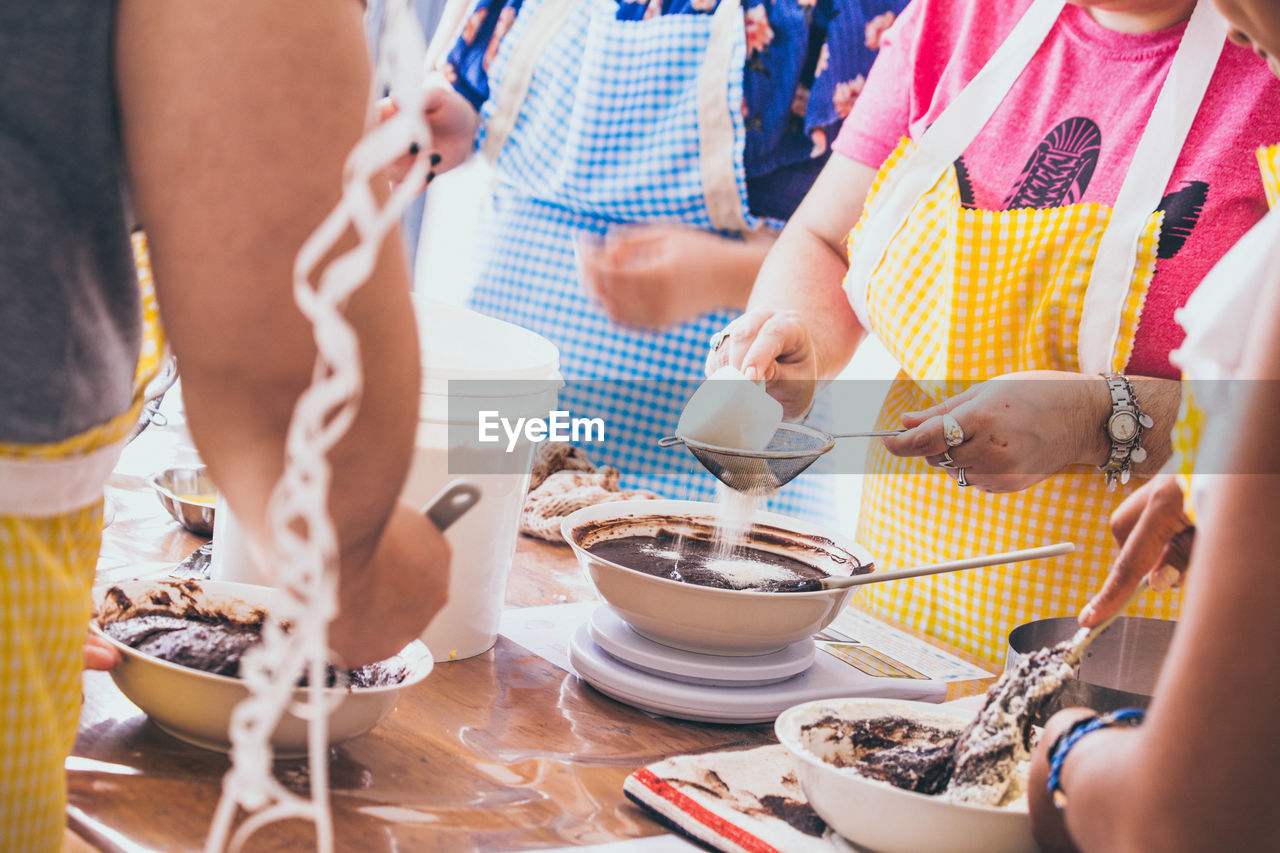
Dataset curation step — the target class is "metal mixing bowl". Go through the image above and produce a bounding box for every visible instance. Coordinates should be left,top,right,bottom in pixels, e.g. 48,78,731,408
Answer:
149,466,216,537
1007,616,1176,723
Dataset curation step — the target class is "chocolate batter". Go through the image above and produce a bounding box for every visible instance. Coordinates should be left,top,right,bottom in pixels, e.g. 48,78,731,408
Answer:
587,532,828,590
103,610,406,688
802,714,961,796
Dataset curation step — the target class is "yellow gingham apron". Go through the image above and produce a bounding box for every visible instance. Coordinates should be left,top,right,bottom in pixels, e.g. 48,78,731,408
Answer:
0,231,164,851
844,0,1228,665
1170,144,1280,522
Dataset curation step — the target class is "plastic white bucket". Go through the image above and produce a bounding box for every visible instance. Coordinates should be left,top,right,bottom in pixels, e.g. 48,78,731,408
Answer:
403,298,561,660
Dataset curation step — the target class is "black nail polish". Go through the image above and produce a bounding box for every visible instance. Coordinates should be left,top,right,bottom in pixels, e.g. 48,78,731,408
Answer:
408,142,420,156
426,171,435,183
430,152,442,166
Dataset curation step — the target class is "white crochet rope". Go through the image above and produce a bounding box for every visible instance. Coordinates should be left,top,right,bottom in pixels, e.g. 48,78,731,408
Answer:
205,4,431,851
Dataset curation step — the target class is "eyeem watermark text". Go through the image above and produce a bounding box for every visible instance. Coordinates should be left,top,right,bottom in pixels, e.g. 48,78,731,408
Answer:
478,410,606,452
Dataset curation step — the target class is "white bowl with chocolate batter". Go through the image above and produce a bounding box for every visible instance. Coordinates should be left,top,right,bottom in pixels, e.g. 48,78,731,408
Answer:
776,697,1036,853
562,499,873,656
91,579,433,756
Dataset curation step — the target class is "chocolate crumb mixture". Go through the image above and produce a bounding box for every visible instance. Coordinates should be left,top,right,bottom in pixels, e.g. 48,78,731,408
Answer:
102,597,407,688
943,640,1075,805
802,715,962,795
800,644,1076,806
802,642,1075,807
104,614,260,678
757,794,827,837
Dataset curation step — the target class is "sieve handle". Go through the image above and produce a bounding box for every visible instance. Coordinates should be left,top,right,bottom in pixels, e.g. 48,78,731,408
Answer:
422,480,482,532
658,435,685,448
829,430,907,439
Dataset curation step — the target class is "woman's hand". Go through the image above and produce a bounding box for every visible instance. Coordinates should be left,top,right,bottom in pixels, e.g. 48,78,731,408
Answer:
1028,707,1098,853
881,371,1112,493
1079,474,1193,627
704,309,820,419
84,632,122,671
578,225,772,329
382,78,480,188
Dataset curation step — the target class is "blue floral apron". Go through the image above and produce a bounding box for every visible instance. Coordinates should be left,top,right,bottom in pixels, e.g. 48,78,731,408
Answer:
466,0,832,519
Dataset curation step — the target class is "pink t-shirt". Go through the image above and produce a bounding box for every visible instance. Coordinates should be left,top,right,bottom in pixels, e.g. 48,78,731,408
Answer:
834,0,1280,379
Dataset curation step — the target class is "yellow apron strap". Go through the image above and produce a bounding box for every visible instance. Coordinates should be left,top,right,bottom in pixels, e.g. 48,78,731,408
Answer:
1258,144,1280,210
130,228,167,397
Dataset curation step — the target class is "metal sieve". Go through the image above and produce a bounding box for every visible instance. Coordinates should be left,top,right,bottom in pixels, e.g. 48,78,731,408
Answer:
659,423,903,495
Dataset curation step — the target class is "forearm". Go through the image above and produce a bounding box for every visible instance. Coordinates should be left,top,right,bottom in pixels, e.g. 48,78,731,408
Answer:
702,228,778,312
747,155,878,381
1053,728,1158,853
749,223,862,380
117,0,418,577
1044,284,1280,852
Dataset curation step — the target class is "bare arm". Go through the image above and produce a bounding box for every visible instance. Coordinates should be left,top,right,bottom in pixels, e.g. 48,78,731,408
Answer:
116,0,447,664
1030,274,1280,851
709,154,876,417
734,154,875,383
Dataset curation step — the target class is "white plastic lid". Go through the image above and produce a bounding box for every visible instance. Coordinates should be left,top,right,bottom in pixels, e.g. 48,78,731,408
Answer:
413,297,561,392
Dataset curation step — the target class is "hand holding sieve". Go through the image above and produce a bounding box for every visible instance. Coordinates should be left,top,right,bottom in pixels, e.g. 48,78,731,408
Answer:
659,423,905,495
762,542,1075,592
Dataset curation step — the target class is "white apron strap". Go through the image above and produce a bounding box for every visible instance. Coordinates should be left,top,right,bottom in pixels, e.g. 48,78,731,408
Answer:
479,0,582,163
0,439,124,517
1077,0,1227,374
696,0,750,233
846,0,1067,328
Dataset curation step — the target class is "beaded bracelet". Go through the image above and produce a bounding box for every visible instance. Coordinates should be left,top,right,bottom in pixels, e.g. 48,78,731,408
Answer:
1047,708,1146,810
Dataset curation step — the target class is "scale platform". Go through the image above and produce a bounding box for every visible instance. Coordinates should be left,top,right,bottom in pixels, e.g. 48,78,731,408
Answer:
569,605,946,725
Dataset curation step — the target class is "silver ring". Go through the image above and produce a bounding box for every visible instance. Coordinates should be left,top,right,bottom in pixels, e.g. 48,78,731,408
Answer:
709,329,732,353
942,413,965,447
956,467,969,487
939,450,957,469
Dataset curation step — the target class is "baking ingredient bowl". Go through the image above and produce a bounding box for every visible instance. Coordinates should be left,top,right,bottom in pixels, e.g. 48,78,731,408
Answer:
1007,616,1175,724
149,466,217,537
561,499,872,656
776,697,1036,853
91,579,432,757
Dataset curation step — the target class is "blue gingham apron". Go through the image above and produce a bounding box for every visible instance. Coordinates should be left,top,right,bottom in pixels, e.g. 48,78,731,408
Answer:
466,0,833,521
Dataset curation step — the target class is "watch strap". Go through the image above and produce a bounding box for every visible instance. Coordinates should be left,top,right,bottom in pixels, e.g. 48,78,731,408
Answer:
1098,373,1150,490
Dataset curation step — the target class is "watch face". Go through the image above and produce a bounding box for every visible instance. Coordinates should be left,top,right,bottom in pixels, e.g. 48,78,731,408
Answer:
1109,411,1139,442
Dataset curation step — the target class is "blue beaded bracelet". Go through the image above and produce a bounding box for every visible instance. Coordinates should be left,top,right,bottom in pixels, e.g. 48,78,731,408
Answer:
1047,708,1146,810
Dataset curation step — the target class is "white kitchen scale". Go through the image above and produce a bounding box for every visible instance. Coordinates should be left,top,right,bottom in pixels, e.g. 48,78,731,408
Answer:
568,605,949,725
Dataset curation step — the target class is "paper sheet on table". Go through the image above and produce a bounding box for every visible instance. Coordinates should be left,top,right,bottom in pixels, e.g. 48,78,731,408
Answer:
821,607,991,682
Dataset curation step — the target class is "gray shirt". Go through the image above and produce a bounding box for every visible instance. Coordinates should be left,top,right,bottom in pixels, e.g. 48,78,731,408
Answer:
0,0,141,444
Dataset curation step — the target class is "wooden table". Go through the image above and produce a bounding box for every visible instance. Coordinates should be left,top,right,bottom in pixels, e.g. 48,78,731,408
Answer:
69,422,992,851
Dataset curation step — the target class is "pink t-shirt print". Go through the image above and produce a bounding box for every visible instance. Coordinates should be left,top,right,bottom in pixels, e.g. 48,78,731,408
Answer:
834,0,1280,379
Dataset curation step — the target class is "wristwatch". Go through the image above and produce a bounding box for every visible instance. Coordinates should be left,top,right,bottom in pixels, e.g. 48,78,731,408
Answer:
1099,373,1153,491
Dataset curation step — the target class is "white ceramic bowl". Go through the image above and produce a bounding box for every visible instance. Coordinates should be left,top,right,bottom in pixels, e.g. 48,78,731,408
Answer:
561,499,872,656
92,579,433,757
776,698,1036,853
